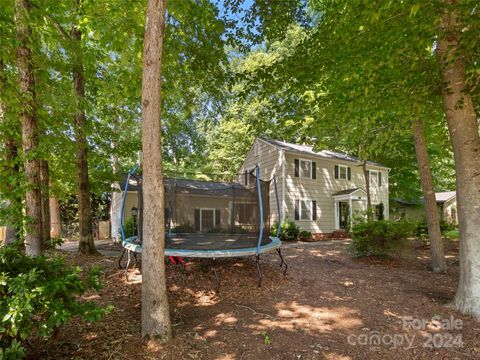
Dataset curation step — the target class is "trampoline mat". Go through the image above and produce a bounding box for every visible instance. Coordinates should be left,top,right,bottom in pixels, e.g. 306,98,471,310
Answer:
166,233,272,251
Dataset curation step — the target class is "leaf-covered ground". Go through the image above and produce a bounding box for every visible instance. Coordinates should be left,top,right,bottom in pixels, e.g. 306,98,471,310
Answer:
48,239,479,360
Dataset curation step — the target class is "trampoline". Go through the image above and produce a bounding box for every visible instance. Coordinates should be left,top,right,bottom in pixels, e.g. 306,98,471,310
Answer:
118,165,287,287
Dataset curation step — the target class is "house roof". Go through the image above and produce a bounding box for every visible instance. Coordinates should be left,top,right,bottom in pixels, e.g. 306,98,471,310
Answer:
435,191,456,203
260,137,388,168
119,175,255,198
332,188,364,197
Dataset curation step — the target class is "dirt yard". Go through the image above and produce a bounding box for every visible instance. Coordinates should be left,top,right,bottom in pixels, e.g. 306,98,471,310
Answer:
48,239,479,360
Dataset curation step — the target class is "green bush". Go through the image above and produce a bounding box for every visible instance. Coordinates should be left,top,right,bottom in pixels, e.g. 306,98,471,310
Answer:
350,220,415,258
119,217,136,239
298,230,312,241
415,219,458,239
0,245,111,359
172,222,195,233
271,220,300,241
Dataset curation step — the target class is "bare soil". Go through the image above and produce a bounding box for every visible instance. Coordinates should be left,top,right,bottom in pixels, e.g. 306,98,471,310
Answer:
47,239,480,360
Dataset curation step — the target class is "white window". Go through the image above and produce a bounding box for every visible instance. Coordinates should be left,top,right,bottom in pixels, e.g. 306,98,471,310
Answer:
338,165,348,180
369,170,379,187
254,143,260,157
295,199,315,221
300,159,312,179
300,200,313,220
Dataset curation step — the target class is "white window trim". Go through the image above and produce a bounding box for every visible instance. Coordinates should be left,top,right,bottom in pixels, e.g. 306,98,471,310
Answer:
298,199,314,221
299,158,313,179
199,208,217,232
338,164,349,180
369,170,379,187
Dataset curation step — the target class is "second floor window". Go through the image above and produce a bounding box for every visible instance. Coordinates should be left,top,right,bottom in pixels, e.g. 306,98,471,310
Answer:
294,159,316,179
369,170,382,187
300,159,312,178
335,164,351,180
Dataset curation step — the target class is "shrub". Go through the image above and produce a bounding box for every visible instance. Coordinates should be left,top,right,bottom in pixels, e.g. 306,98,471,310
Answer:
119,217,136,239
172,222,195,233
271,220,300,241
298,230,312,241
414,219,458,240
350,220,415,258
0,245,111,359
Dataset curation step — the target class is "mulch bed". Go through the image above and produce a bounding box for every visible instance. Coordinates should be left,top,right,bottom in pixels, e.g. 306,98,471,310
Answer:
45,239,479,360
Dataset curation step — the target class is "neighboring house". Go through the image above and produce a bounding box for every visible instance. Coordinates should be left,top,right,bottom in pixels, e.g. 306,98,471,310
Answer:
435,191,457,224
239,138,390,237
390,191,458,224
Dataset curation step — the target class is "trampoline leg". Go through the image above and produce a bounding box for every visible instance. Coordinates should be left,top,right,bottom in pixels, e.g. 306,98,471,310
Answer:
256,255,263,287
118,248,126,269
212,259,221,292
276,248,288,276
125,250,131,281
133,252,140,270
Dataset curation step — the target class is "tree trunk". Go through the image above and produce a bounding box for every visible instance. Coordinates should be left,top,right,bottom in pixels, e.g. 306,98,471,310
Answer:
412,118,447,272
362,160,372,221
141,0,171,341
49,196,62,238
437,7,480,318
15,0,42,256
40,159,51,244
72,25,98,255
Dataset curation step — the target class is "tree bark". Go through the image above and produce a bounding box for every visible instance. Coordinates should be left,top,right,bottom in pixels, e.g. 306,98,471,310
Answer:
141,0,171,341
49,196,62,238
362,160,372,221
437,7,480,318
412,118,447,272
14,0,42,256
40,159,50,244
72,25,98,255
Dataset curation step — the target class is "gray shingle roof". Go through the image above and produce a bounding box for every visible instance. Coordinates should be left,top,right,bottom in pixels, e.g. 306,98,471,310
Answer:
260,137,388,168
332,188,363,196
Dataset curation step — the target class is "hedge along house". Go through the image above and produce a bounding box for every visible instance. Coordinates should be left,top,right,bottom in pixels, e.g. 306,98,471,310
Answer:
239,138,390,238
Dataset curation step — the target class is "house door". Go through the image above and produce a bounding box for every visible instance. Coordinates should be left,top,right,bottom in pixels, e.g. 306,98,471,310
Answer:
338,201,350,230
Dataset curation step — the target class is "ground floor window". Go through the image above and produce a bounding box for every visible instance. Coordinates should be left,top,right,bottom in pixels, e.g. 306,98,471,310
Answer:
295,199,317,221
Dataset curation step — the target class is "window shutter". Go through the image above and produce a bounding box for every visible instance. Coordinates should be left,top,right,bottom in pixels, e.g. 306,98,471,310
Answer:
294,159,299,177
294,199,300,220
334,165,339,179
312,162,316,179
312,200,317,220
244,170,248,185
215,209,221,227
378,172,382,186
347,167,351,180
194,209,200,231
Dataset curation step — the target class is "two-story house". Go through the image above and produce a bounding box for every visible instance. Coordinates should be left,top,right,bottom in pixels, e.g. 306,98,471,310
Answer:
239,138,390,238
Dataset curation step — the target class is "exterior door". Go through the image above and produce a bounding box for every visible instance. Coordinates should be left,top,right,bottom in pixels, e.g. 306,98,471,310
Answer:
338,201,350,230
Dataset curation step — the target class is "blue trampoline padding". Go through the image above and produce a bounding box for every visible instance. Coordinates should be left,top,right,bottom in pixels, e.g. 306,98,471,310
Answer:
121,236,282,258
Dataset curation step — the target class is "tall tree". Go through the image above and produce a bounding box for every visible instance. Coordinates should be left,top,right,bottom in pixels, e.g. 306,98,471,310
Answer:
437,3,480,317
71,2,97,255
14,0,43,255
412,117,446,272
40,159,50,244
141,0,171,340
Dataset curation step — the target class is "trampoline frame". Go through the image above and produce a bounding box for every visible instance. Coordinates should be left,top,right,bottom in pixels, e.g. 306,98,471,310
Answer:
118,164,288,287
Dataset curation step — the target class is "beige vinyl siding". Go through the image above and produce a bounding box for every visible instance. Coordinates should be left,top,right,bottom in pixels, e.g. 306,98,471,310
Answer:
283,152,389,233
239,139,283,226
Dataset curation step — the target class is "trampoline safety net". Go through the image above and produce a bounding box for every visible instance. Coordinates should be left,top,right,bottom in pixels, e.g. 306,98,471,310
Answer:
163,170,271,251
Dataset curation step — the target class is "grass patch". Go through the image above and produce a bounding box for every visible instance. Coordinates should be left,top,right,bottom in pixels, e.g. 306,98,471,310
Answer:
444,229,459,239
